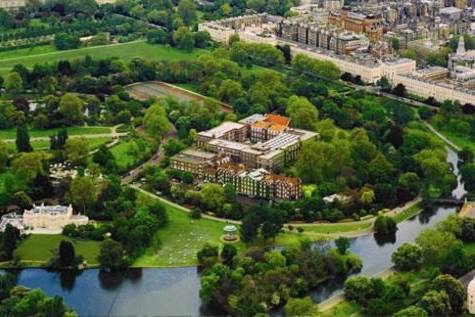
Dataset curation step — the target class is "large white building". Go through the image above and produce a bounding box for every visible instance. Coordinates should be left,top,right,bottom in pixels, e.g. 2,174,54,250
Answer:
23,204,88,232
468,276,475,314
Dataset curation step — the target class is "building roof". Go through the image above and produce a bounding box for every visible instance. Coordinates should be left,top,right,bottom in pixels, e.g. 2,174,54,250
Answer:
263,173,302,186
24,204,71,216
239,113,266,125
198,122,245,139
253,132,300,151
208,138,252,151
182,148,217,160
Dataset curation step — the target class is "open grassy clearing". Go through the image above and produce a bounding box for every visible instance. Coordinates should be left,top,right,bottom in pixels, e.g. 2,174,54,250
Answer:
320,301,361,317
109,138,153,171
293,221,373,235
0,41,208,71
0,126,111,140
434,128,475,152
0,45,56,60
133,196,243,267
5,136,111,152
15,234,101,266
392,203,422,223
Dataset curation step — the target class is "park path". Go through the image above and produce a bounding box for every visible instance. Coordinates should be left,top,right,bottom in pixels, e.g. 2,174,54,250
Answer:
129,183,422,236
130,185,241,225
422,121,461,152
318,267,394,312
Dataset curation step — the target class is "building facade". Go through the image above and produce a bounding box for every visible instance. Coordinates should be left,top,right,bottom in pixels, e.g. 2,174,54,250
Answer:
23,204,88,231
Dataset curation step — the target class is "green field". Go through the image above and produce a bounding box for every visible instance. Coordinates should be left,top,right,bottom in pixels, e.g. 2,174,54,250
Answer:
110,138,153,171
0,126,112,140
436,128,475,152
15,234,101,266
133,194,242,267
0,41,208,74
293,221,373,235
392,203,422,223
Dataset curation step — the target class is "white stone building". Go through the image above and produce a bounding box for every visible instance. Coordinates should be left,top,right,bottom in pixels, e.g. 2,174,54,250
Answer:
468,276,475,314
23,204,88,232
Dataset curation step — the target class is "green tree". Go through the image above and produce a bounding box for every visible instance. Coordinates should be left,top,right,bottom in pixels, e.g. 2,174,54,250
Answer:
12,152,47,182
221,244,237,264
335,236,350,255
200,183,225,211
393,306,428,317
54,33,80,50
16,125,32,152
218,79,243,102
284,297,319,316
144,103,170,140
374,215,398,235
58,240,75,267
69,176,97,214
416,229,459,267
5,72,23,93
461,163,475,193
173,27,195,51
98,239,128,271
59,94,84,124
2,224,18,260
431,274,464,314
391,243,423,271
344,276,379,305
64,137,89,166
197,243,219,268
286,95,319,130
0,140,10,171
418,290,451,317
177,0,197,25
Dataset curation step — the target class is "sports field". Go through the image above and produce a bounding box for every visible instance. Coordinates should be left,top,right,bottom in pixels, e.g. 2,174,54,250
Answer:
0,41,208,75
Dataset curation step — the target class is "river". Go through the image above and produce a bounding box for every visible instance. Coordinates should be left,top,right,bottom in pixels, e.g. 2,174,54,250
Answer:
3,147,465,316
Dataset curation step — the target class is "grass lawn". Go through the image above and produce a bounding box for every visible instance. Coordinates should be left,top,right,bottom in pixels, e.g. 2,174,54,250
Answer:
110,138,153,171
436,128,475,152
320,301,361,317
392,203,422,223
5,136,111,153
0,45,56,60
15,234,101,266
294,221,373,235
0,41,208,71
463,242,475,255
133,198,243,267
0,126,112,140
174,83,200,92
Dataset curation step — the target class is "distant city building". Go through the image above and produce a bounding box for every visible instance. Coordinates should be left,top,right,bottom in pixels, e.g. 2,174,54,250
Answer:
200,12,474,103
199,14,417,83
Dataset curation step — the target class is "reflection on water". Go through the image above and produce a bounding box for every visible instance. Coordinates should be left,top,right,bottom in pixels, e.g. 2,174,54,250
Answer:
2,148,464,316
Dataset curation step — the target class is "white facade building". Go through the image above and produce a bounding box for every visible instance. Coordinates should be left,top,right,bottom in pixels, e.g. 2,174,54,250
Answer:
468,276,475,314
23,204,88,232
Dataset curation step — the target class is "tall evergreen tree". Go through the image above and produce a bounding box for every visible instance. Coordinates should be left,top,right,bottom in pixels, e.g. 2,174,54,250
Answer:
58,240,75,267
3,224,18,260
16,125,33,152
